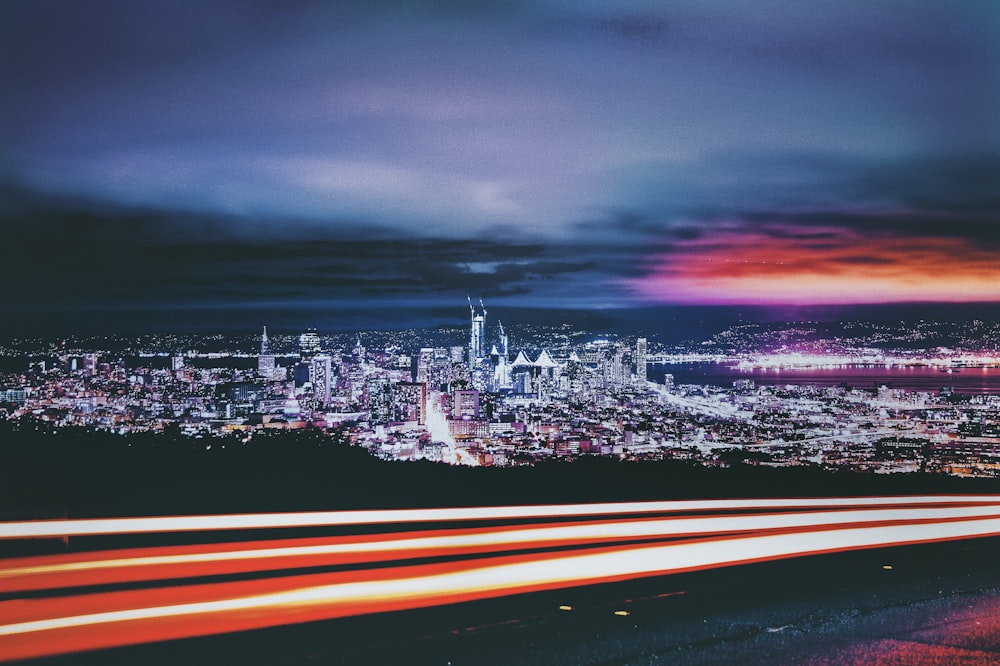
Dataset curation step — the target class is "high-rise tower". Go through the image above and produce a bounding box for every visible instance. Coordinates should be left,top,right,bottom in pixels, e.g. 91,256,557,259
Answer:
636,337,647,383
497,320,509,360
310,354,332,407
492,319,511,389
260,326,270,355
468,297,487,368
299,328,321,362
258,326,276,379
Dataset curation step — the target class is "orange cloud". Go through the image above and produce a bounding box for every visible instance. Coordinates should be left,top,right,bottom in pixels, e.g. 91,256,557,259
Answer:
627,230,1000,304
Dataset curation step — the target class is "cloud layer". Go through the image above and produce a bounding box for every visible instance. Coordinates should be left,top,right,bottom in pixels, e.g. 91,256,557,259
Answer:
1,0,998,326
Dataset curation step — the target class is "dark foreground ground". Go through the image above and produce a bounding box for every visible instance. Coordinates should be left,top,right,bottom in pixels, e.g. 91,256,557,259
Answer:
24,536,1000,666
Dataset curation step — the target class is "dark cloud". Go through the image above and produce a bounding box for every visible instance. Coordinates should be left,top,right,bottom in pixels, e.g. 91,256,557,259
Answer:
0,183,616,319
593,151,999,243
856,153,1000,216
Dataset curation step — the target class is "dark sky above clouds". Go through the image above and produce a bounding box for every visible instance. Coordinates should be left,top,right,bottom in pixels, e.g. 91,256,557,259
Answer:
2,1,999,332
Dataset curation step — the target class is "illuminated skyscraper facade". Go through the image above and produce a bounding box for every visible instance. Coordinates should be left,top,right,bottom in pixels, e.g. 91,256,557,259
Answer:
257,326,276,379
469,297,486,369
310,354,332,407
636,337,647,383
299,329,321,361
453,389,480,419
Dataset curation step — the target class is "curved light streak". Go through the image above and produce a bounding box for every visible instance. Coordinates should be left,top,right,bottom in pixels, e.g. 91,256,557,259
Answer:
4,495,1000,539
1,515,998,661
3,504,1000,593
1,497,999,661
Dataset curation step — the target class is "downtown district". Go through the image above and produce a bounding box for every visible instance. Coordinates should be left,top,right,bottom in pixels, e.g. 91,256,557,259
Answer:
2,304,999,478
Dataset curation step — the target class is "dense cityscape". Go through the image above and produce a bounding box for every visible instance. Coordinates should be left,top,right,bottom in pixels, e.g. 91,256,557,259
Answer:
2,302,998,479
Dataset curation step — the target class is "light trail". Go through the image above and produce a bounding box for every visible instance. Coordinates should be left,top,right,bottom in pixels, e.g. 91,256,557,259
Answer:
3,504,1000,593
1,515,998,661
1,497,999,661
4,495,1000,539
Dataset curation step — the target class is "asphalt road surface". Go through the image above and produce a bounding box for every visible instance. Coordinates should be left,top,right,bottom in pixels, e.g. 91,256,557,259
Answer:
13,535,999,665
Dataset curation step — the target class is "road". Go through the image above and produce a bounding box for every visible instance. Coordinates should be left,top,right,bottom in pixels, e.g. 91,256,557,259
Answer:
1,496,999,663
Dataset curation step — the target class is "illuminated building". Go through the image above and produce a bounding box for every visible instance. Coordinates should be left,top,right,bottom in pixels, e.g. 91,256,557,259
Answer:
453,389,480,419
469,297,486,369
367,377,391,424
416,348,435,384
352,334,366,364
310,354,332,407
299,329,321,361
257,326,276,379
636,337,647,383
394,381,427,425
282,388,301,417
492,320,511,389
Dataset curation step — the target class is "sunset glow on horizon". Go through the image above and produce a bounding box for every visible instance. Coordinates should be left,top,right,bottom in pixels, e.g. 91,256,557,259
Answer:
628,229,1000,305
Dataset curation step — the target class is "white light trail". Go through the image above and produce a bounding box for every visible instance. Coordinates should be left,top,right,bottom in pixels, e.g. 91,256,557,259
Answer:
5,495,1000,539
3,505,1000,590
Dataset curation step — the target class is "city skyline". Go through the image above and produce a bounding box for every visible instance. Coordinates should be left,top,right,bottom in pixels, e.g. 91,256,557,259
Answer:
2,1,999,334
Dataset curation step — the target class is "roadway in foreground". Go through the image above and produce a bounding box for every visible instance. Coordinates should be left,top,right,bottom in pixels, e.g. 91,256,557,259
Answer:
18,536,1000,665
3,498,999,664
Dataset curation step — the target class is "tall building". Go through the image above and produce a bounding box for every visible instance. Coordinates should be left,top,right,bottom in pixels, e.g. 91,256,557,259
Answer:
605,348,625,386
453,389,480,419
394,381,427,425
367,377,392,424
299,329,321,361
491,320,511,389
497,320,509,359
468,297,487,368
83,353,98,376
636,337,647,383
310,354,333,407
352,334,366,365
260,325,271,355
258,326,276,379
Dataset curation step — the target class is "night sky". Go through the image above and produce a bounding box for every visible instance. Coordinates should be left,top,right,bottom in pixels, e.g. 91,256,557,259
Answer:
2,1,999,333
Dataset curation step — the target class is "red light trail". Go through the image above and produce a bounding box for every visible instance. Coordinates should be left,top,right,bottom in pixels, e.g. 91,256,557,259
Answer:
1,496,999,661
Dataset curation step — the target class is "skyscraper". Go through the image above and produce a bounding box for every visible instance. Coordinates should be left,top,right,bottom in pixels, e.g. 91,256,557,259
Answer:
83,353,98,376
394,381,427,425
310,354,332,407
299,329,321,362
258,326,276,379
468,297,487,369
497,320,509,359
260,326,270,355
636,337,647,383
492,320,511,389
